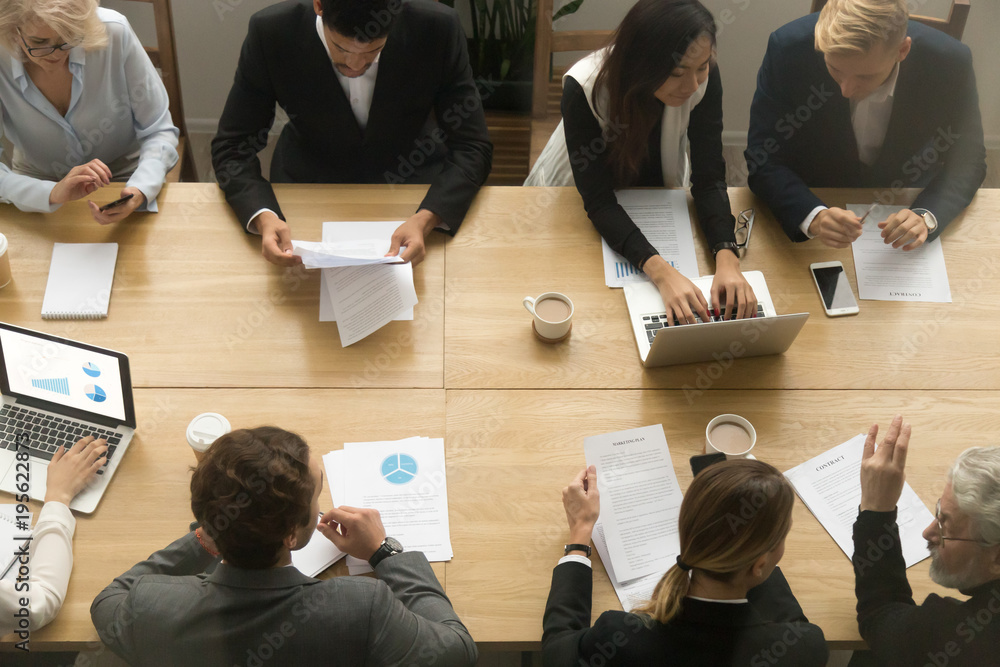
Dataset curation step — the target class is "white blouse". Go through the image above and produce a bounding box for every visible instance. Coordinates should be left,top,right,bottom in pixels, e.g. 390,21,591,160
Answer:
0,8,178,213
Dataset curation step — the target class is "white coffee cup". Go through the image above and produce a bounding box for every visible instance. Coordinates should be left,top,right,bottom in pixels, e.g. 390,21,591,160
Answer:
186,412,232,463
705,414,757,460
523,292,573,342
0,233,11,289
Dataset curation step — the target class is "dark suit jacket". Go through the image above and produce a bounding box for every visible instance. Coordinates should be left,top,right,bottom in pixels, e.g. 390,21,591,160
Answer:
542,561,827,667
746,14,986,242
211,0,492,232
853,509,1000,666
90,532,478,666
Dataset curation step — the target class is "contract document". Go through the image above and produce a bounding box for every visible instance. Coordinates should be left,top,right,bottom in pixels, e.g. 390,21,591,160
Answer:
291,239,405,268
849,204,952,303
601,189,699,288
323,436,453,575
584,424,683,581
784,434,935,568
593,521,662,612
310,222,417,346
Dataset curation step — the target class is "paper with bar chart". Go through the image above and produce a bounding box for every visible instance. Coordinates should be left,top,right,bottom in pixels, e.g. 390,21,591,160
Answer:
0,328,125,421
602,189,699,288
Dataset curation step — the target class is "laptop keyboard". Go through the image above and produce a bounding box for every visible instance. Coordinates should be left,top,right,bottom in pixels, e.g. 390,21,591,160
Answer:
0,404,122,475
644,305,767,344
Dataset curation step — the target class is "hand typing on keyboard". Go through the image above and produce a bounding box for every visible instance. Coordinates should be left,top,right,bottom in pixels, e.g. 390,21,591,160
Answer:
44,436,108,506
709,255,759,320
642,256,711,326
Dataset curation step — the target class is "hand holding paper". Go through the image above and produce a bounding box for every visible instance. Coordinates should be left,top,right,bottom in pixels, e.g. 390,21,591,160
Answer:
292,239,406,269
860,416,910,513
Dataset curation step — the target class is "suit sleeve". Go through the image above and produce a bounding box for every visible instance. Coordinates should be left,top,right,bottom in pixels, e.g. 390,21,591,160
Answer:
210,15,284,231
90,532,219,663
541,560,594,667
910,47,987,240
365,551,477,665
562,77,659,269
421,12,493,234
687,66,737,252
746,32,825,242
852,509,932,666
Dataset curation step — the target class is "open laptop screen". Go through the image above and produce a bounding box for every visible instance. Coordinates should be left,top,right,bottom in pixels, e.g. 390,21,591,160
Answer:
0,323,135,427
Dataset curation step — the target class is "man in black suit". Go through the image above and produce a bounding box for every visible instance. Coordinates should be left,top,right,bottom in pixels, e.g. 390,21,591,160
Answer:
851,416,1000,666
212,0,492,266
746,0,985,251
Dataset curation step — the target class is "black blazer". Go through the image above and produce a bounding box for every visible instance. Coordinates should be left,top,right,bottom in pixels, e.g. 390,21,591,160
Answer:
746,14,986,242
211,0,492,232
562,65,737,270
853,510,1000,666
542,561,827,667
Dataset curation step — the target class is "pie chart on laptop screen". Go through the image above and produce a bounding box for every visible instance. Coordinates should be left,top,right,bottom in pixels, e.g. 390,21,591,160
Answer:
82,362,101,378
85,384,107,403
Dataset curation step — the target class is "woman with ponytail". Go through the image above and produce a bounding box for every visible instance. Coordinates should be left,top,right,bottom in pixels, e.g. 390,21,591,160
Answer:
542,460,827,666
526,0,758,325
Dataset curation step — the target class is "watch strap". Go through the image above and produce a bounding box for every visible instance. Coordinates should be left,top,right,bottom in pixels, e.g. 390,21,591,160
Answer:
712,241,739,258
368,538,402,569
564,543,592,557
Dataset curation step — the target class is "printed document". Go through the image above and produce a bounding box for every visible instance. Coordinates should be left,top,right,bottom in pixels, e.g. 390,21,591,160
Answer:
584,424,683,581
784,434,935,568
849,204,951,303
324,437,453,575
593,521,662,612
291,239,404,268
290,513,346,577
311,222,417,346
602,189,699,288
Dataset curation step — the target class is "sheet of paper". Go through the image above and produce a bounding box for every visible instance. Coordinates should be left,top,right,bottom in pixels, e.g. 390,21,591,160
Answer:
319,272,412,322
0,505,31,581
336,437,452,574
784,434,935,568
584,424,683,581
593,522,662,612
602,189,699,288
326,262,417,347
291,239,404,269
290,513,346,577
849,204,952,302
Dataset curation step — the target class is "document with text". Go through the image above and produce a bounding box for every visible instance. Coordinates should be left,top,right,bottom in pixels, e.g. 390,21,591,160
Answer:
584,424,683,581
291,238,405,269
324,437,453,575
849,204,952,303
602,189,699,288
593,521,662,612
784,434,935,568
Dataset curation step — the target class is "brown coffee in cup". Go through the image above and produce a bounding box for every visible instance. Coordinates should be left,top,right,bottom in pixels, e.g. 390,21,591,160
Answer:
534,297,571,323
708,422,753,454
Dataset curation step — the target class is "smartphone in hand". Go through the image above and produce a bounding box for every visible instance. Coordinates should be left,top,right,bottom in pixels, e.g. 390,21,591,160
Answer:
99,193,134,213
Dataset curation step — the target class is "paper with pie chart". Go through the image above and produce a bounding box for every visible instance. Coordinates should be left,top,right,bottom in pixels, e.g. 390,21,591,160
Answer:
323,436,453,575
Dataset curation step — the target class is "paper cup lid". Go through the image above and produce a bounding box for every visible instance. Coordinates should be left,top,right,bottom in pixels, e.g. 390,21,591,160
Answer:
186,412,231,451
0,233,7,255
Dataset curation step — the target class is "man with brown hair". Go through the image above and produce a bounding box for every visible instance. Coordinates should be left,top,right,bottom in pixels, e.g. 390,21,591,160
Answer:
90,426,476,666
746,0,985,251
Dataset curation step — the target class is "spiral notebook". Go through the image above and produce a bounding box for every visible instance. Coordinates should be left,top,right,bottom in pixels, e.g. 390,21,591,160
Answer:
41,243,119,319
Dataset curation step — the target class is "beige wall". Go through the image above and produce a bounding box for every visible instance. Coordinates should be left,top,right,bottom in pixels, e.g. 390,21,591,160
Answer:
106,0,997,145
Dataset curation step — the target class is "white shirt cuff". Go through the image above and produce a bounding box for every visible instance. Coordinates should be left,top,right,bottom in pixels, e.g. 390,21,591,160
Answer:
247,208,277,234
37,501,76,532
799,206,827,239
558,554,592,568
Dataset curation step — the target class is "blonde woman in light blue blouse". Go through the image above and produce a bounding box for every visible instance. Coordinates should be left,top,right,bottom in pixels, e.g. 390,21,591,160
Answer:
0,0,178,222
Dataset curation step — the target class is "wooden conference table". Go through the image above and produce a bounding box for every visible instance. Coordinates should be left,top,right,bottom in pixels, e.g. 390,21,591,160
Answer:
1,184,998,652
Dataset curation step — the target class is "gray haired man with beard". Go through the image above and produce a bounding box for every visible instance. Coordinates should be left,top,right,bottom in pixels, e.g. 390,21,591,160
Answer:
851,415,1000,667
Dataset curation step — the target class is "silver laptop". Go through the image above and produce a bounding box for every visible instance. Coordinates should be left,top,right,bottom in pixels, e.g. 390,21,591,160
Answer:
624,271,809,367
0,323,136,513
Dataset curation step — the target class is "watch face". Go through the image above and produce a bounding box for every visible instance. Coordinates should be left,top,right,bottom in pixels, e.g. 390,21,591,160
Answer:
384,537,403,553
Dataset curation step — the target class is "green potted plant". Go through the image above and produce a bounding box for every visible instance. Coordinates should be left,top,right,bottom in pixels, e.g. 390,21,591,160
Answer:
441,0,586,112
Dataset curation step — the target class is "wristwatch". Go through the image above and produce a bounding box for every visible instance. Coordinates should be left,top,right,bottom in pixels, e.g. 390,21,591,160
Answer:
912,208,938,233
712,241,739,259
368,537,404,569
564,543,592,557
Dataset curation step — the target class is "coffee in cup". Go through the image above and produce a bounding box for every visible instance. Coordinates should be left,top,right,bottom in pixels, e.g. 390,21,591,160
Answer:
186,412,232,463
0,233,11,289
705,414,757,459
523,292,573,342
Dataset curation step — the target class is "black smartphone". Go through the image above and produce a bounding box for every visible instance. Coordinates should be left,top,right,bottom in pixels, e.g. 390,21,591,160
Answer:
690,452,727,476
99,193,134,212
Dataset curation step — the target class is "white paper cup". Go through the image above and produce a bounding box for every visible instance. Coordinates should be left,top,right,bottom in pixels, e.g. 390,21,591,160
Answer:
186,413,232,463
522,292,573,342
0,233,11,289
705,414,757,460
